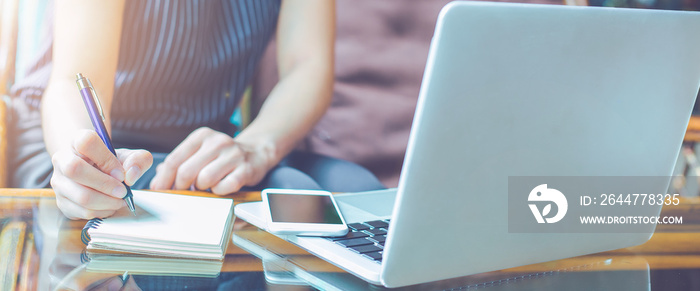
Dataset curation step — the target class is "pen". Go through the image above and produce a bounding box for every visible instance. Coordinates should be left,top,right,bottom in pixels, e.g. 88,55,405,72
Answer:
76,73,136,215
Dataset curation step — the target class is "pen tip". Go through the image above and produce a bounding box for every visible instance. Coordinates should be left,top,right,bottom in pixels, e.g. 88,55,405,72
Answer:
125,197,136,216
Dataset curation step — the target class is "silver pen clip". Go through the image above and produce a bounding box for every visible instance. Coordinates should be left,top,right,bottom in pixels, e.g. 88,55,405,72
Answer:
76,73,106,121
89,85,106,121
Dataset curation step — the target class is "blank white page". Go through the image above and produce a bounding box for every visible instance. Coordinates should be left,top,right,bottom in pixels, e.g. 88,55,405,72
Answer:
88,190,233,247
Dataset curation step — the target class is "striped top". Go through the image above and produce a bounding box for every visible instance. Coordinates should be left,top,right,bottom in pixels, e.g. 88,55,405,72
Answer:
11,0,281,152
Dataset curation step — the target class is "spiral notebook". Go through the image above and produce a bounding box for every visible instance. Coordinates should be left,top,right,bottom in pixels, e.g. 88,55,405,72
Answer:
81,190,234,260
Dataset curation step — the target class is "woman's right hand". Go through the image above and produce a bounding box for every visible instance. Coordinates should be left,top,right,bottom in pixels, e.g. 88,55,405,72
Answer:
50,130,153,220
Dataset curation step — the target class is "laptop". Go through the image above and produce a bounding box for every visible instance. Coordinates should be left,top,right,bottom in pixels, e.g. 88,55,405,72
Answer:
235,1,700,288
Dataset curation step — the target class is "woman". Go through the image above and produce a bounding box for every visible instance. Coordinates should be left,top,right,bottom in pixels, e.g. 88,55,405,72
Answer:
9,0,383,219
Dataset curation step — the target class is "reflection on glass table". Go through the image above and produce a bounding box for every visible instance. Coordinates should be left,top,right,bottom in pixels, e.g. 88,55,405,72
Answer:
233,229,654,291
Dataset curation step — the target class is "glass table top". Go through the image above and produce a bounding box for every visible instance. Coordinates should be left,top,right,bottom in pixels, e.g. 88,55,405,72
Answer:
2,189,700,291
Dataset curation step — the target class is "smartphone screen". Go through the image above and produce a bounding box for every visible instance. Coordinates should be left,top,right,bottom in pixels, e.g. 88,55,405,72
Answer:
267,193,344,224
263,189,348,236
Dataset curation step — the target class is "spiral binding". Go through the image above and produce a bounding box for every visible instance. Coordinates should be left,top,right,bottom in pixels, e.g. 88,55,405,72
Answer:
80,249,90,264
81,218,103,245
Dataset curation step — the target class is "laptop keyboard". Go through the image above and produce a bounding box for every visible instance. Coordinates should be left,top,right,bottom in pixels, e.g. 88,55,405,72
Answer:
323,219,390,264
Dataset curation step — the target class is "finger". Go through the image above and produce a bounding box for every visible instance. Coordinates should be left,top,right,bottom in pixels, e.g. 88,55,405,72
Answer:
173,147,219,190
164,127,213,168
54,185,120,221
53,150,127,199
150,162,176,190
174,134,236,190
117,149,153,186
73,130,125,181
56,199,117,220
173,130,234,190
52,172,125,212
151,128,211,190
195,146,245,190
210,165,254,195
55,195,121,220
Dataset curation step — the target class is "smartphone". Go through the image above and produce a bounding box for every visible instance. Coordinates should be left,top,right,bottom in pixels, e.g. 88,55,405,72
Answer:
262,188,349,237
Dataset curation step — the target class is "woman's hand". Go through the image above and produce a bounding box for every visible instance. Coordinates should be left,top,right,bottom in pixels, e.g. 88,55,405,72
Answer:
50,130,153,220
150,127,277,195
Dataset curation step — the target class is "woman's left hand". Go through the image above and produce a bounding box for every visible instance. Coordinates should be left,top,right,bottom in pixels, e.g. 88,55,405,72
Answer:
150,127,276,195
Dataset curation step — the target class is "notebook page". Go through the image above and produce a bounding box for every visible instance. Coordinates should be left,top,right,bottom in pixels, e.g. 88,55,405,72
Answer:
89,191,233,247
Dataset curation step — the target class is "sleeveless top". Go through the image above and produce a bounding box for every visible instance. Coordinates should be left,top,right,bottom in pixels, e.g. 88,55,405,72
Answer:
11,0,282,152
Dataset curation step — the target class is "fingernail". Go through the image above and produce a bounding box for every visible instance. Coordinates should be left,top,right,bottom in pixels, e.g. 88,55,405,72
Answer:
110,169,125,182
113,185,127,198
126,167,141,186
